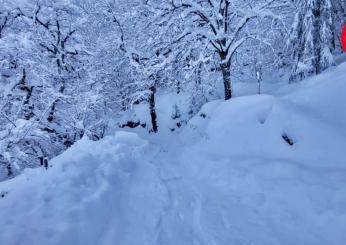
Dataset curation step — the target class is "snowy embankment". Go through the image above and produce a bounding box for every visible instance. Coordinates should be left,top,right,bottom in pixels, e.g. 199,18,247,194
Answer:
0,132,166,245
0,62,346,245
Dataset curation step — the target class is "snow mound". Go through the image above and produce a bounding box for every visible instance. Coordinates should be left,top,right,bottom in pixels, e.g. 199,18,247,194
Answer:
0,132,166,245
185,62,346,168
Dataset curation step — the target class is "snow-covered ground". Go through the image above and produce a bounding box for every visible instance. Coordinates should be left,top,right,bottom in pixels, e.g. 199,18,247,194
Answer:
0,62,346,245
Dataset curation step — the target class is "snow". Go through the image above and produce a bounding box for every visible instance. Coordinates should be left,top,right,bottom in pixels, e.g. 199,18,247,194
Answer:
1,62,346,244
0,132,166,245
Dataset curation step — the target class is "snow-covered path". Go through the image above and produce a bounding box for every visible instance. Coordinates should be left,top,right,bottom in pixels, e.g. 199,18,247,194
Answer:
0,63,346,245
149,136,346,245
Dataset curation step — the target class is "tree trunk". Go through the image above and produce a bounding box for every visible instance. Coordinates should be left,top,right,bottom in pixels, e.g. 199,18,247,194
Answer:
149,86,158,133
256,69,262,95
6,163,13,177
219,53,232,100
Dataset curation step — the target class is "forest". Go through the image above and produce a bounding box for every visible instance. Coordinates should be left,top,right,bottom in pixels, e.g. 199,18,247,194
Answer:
1,0,344,180
1,1,346,245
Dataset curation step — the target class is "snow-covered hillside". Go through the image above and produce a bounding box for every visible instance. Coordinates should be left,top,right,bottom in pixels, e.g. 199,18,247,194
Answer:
0,63,346,245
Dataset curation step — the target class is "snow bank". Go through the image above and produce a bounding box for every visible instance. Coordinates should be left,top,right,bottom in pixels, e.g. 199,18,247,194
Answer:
0,132,166,245
185,62,346,167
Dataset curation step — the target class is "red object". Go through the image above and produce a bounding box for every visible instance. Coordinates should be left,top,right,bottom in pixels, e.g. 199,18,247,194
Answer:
342,24,346,52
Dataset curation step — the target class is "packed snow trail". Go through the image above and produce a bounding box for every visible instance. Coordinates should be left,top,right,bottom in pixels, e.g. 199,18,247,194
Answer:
0,63,346,245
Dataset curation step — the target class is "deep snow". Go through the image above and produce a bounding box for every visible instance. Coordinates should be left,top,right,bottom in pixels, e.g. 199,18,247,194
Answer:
0,62,346,245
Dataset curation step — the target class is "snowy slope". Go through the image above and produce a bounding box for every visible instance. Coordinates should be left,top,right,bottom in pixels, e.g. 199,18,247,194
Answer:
0,63,346,245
